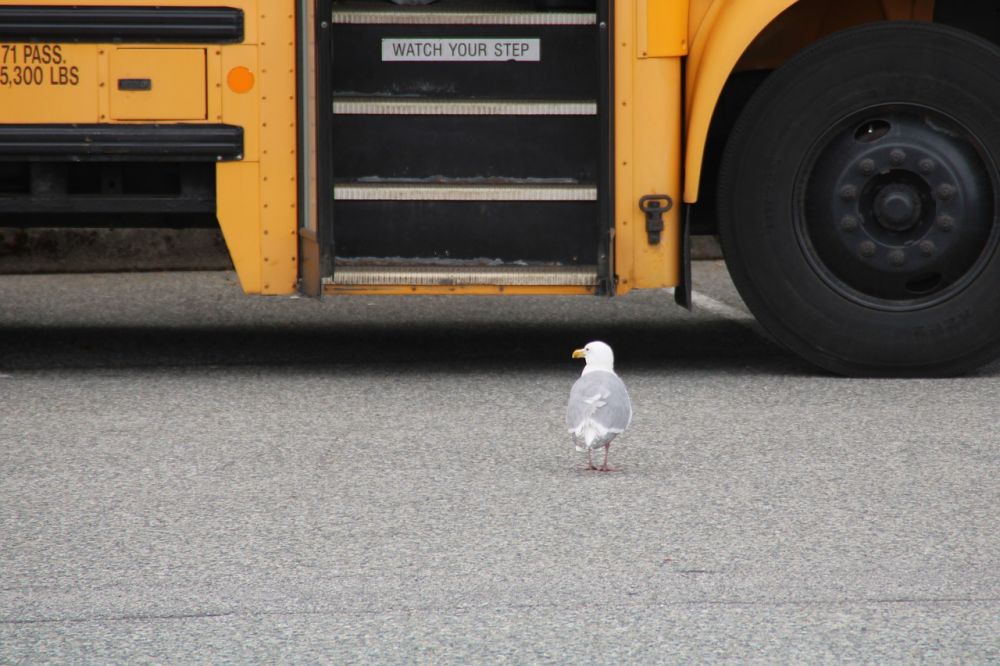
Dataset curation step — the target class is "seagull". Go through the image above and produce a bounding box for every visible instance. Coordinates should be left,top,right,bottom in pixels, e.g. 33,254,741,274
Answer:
566,341,632,472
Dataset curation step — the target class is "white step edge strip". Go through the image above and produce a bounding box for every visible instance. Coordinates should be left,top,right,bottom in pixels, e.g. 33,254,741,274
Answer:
331,11,596,26
333,98,597,116
326,265,599,286
334,184,597,201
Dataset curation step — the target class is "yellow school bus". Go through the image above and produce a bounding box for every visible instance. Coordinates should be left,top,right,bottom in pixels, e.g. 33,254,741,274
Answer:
2,0,999,376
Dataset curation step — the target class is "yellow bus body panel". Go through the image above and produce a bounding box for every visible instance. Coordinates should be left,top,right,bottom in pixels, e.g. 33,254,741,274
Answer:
255,4,298,295
214,3,298,295
0,0,301,296
683,0,799,204
640,0,689,57
0,44,99,122
615,0,684,293
109,48,206,120
216,161,262,293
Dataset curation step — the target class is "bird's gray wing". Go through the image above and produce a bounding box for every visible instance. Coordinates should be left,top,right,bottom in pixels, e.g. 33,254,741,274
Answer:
566,370,632,449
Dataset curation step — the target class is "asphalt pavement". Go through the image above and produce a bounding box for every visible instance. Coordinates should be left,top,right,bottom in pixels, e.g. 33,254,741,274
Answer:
1,262,998,662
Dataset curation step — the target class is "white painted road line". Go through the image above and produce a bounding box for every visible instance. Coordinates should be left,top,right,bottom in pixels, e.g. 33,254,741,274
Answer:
690,290,756,322
665,287,755,322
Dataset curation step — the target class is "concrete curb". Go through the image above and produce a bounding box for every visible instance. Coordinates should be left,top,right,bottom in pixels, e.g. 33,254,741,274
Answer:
0,228,723,273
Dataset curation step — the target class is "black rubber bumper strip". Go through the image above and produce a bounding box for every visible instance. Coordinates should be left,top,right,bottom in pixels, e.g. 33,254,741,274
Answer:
0,124,244,161
0,6,244,43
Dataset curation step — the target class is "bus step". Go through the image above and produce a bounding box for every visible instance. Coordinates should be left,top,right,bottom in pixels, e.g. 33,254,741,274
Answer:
332,5,595,27
330,1,597,100
332,100,598,182
332,198,598,264
325,264,599,287
334,183,596,202
324,0,607,279
332,98,596,116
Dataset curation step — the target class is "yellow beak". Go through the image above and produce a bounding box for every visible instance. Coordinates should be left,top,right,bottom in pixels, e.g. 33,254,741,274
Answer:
572,348,586,359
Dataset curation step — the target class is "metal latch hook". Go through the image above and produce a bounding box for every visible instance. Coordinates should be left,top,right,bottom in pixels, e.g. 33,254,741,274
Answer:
639,194,674,245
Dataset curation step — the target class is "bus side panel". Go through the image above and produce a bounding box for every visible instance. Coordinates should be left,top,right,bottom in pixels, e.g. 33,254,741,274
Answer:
683,0,797,203
0,0,299,296
216,4,298,295
217,161,262,292
0,44,99,122
615,0,684,293
256,4,298,295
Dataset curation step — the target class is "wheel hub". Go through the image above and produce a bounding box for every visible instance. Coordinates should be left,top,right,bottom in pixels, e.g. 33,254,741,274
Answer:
873,183,921,231
799,107,995,307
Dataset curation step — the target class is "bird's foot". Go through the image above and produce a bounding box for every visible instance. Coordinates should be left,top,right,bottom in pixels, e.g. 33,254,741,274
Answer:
596,464,617,472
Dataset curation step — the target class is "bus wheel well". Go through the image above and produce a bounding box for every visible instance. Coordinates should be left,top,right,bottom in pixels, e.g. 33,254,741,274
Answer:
689,69,771,236
690,0,1000,235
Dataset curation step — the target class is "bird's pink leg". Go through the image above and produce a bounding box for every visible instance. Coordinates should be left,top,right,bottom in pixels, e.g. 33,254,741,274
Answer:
598,444,616,472
586,449,598,471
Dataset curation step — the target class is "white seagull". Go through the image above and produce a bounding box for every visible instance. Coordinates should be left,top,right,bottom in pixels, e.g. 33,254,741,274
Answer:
566,341,632,471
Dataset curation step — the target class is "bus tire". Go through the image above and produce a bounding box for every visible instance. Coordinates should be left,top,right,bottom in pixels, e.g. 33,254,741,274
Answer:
718,22,1000,376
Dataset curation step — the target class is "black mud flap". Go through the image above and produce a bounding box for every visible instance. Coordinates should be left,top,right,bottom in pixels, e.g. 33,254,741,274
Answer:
674,204,692,309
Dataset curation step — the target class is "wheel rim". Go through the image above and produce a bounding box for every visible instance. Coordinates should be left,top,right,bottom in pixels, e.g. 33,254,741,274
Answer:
795,105,999,311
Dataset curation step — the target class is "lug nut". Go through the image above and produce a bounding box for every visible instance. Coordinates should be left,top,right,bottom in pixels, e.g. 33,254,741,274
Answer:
859,159,876,176
840,215,859,231
936,184,956,201
936,215,955,231
888,249,906,266
918,158,935,174
918,240,936,256
889,149,906,166
859,241,876,257
840,184,858,200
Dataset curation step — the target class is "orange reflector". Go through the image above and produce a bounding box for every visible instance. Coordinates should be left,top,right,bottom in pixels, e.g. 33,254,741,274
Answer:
227,66,255,93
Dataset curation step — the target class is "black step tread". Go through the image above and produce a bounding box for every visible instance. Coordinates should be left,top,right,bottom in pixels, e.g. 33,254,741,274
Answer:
332,113,598,181
332,97,596,115
333,199,599,263
333,182,596,200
